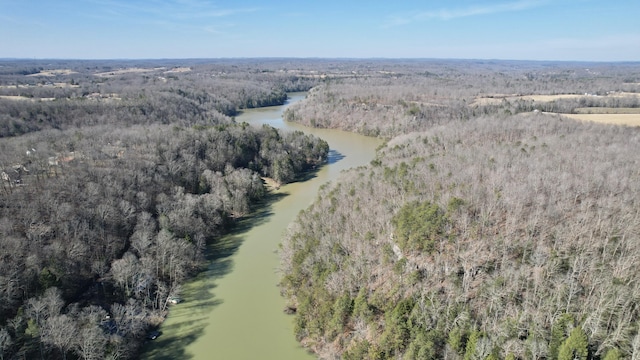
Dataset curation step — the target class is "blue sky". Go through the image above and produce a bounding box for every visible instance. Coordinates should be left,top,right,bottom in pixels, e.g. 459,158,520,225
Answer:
1,0,639,61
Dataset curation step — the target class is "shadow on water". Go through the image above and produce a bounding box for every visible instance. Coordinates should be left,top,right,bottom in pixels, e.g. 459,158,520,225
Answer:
327,149,345,165
141,191,289,360
291,149,344,184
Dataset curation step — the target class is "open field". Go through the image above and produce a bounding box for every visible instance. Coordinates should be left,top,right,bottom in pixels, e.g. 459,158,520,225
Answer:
0,84,31,89
473,94,586,106
26,69,77,76
559,113,640,126
0,82,79,89
164,67,191,73
520,94,588,101
611,91,640,97
0,95,55,101
94,67,165,77
472,92,640,106
574,107,640,114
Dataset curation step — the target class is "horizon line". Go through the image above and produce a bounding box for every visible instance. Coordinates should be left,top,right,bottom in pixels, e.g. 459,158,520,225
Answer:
1,57,639,64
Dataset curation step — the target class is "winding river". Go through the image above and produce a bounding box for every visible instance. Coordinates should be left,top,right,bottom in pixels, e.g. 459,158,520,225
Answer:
142,93,382,359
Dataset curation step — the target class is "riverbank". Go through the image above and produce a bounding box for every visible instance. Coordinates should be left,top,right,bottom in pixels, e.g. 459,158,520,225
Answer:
141,94,382,359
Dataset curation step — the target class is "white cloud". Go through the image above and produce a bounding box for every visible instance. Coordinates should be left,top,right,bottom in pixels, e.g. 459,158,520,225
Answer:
385,0,547,27
83,0,256,36
88,0,256,20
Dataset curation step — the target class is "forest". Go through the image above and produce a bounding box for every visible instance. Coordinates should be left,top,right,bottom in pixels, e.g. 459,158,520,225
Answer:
278,60,640,359
0,59,328,359
2,58,640,360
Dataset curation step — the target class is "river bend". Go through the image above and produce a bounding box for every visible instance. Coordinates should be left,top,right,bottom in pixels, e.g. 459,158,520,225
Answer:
142,93,382,359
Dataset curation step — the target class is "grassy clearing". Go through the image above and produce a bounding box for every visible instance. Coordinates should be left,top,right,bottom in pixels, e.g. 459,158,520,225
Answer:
521,94,587,101
164,67,192,73
560,113,640,126
94,67,162,77
610,91,640,98
472,94,587,106
26,69,77,77
0,95,55,101
574,107,640,114
473,92,639,106
1,83,79,89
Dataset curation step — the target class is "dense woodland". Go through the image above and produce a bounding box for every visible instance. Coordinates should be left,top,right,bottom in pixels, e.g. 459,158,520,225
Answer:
2,58,640,360
0,59,328,359
279,61,640,359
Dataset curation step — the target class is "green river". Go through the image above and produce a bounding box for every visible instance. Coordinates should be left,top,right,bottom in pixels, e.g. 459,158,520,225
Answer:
142,93,382,359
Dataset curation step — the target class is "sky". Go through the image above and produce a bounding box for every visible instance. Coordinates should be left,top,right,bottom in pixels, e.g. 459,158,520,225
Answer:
1,0,639,61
